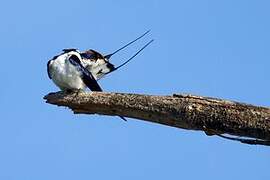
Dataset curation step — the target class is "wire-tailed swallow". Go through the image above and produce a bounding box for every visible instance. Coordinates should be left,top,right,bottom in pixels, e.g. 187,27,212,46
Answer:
47,30,154,121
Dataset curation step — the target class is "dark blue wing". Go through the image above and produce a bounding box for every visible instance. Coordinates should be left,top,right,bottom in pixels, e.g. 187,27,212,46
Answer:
62,48,77,53
47,60,52,79
68,54,102,91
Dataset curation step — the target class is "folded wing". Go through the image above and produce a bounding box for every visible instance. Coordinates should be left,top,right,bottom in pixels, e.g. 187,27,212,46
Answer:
68,54,102,91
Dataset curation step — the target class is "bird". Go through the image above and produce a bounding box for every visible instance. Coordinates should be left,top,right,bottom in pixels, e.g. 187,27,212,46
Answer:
47,49,102,91
47,30,153,121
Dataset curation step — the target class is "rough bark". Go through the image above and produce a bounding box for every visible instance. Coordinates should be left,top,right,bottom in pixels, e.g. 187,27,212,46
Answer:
44,91,270,145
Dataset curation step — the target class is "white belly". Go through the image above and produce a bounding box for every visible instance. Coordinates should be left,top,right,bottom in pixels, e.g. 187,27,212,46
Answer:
49,55,86,90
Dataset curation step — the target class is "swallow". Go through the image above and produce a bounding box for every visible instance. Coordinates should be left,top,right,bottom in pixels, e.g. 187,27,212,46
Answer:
47,30,154,121
47,49,102,91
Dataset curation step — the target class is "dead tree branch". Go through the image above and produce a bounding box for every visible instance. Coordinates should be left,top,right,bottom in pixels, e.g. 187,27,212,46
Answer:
44,91,270,146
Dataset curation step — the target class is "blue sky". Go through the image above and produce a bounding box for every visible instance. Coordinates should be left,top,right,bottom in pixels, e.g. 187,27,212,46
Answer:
0,0,269,179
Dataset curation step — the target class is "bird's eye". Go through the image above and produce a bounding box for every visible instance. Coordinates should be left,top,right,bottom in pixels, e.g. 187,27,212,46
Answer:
81,53,94,59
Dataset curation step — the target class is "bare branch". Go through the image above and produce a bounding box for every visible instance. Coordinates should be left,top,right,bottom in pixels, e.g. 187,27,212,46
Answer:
44,91,270,146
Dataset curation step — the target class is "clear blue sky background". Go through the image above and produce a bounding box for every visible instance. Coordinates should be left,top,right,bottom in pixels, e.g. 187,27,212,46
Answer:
0,0,269,179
